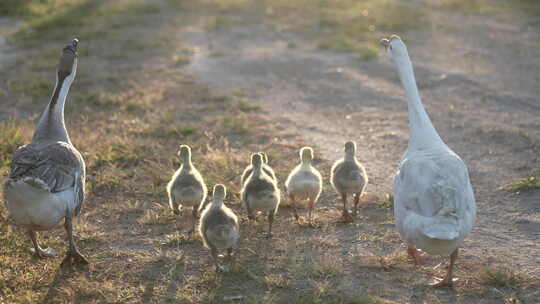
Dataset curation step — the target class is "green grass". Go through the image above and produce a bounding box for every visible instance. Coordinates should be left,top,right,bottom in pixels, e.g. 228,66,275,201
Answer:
238,99,262,112
10,0,162,43
7,76,52,98
196,0,423,56
500,175,540,193
479,267,525,289
0,118,31,171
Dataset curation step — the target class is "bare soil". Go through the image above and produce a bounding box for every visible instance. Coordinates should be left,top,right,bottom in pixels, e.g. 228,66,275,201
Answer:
184,1,540,276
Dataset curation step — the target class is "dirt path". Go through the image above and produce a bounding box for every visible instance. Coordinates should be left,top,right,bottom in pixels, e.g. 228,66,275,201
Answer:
183,3,540,276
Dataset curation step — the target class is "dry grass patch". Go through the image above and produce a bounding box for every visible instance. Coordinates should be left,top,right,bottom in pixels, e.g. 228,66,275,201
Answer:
478,267,526,289
500,175,540,193
189,0,423,60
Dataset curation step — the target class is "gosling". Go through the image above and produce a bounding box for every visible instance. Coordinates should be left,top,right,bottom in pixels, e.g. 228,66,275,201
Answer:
167,145,207,233
330,141,368,223
241,153,280,237
285,147,322,226
240,152,276,187
199,184,239,272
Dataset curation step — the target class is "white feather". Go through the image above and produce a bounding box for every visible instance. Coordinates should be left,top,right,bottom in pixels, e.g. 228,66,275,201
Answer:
4,178,76,231
389,37,476,256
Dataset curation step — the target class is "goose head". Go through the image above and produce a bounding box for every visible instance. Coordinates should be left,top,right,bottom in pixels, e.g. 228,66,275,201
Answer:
344,141,356,159
251,153,263,169
58,38,79,87
300,146,314,164
212,184,226,202
380,35,409,65
178,144,192,163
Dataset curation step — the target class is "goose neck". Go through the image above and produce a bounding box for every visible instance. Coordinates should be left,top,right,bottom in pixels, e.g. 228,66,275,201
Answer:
33,73,73,143
395,55,444,150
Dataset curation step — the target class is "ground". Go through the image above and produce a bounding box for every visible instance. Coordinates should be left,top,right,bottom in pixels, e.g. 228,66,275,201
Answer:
0,0,539,303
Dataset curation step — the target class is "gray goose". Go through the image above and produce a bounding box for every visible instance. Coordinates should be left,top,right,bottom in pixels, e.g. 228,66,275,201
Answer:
240,153,280,237
284,147,322,226
167,144,207,233
199,184,239,272
330,141,368,223
240,152,276,187
3,39,88,265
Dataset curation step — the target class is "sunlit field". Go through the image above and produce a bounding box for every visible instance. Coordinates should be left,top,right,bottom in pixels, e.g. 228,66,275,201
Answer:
1,0,539,303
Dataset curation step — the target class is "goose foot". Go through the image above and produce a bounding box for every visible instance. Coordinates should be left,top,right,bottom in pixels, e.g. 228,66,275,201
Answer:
30,247,58,258
337,213,354,223
308,221,320,228
407,246,427,265
215,264,226,273
61,249,89,268
429,277,458,288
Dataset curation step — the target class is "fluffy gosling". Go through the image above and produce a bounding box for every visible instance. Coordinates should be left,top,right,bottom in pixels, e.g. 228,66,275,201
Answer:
167,145,207,233
330,141,368,223
240,152,277,187
241,153,280,237
285,147,322,226
199,184,239,272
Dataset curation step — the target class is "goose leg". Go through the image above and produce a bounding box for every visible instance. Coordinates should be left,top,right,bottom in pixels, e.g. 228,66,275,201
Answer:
245,201,254,221
172,201,181,215
266,212,274,238
210,245,224,272
407,245,426,265
227,247,235,269
308,198,315,227
290,194,300,224
28,230,56,258
62,216,89,266
188,207,198,234
352,193,360,216
340,193,353,223
431,249,458,287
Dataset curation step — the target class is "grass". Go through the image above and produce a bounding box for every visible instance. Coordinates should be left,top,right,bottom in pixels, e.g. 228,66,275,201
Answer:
195,0,423,58
500,175,540,193
479,267,525,289
0,119,31,171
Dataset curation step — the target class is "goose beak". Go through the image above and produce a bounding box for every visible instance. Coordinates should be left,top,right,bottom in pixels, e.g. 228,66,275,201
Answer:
59,38,78,75
379,38,390,50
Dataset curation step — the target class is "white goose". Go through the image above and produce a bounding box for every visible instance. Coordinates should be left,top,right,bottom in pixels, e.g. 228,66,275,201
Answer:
381,35,476,287
3,39,88,266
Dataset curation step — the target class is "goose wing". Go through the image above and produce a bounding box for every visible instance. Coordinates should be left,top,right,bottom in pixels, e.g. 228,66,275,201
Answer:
9,141,85,212
394,150,475,239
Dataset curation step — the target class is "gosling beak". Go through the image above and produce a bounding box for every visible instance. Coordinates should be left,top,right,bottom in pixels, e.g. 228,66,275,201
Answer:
379,38,390,50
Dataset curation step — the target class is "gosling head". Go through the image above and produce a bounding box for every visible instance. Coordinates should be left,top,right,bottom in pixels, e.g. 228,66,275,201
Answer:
300,146,314,164
178,144,192,163
58,38,79,85
251,153,263,169
258,152,269,164
379,35,408,65
212,184,226,202
344,141,356,158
